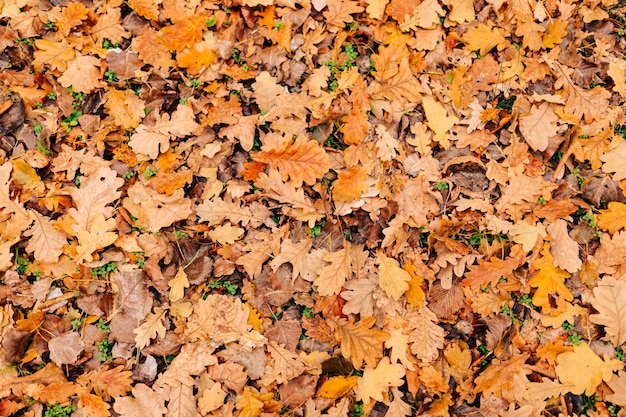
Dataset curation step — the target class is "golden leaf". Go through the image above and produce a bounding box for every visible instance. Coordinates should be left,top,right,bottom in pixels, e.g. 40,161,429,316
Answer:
376,251,410,300
318,376,359,399
168,267,190,302
462,23,507,56
332,167,368,202
422,96,459,149
555,342,623,395
356,357,405,405
328,316,390,369
597,202,626,235
589,276,626,346
529,243,572,315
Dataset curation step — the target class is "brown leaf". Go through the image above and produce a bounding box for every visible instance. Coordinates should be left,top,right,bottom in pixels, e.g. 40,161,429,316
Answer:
47,331,84,366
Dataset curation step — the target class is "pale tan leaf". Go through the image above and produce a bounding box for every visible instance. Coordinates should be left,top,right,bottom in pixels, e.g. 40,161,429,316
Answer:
270,237,314,282
518,102,559,151
328,316,390,369
406,307,444,363
24,211,66,263
48,332,85,366
113,384,167,417
314,245,352,296
589,276,626,346
555,342,623,395
547,219,582,273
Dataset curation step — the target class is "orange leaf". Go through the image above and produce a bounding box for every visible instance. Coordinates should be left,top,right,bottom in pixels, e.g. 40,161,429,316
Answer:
158,14,208,52
252,136,331,186
529,243,572,315
462,23,507,56
598,201,626,235
318,376,358,399
542,19,568,49
332,167,368,202
555,342,623,395
327,316,390,369
340,110,369,145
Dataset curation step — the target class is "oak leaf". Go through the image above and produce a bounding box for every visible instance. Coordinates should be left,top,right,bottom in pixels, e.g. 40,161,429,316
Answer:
270,237,314,282
168,268,189,303
406,307,445,363
547,219,581,273
376,251,410,300
208,223,244,244
24,211,65,264
123,182,192,233
104,89,145,130
606,370,626,406
518,102,559,151
542,19,568,49
57,53,104,93
77,366,133,401
356,357,405,405
529,243,572,315
332,167,368,202
601,141,626,181
588,276,626,346
127,0,160,21
197,197,259,227
473,354,530,403
328,316,390,369
33,39,75,72
341,276,378,317
90,8,129,44
77,388,111,417
252,136,331,187
315,244,352,296
113,384,166,417
597,202,626,235
555,342,622,395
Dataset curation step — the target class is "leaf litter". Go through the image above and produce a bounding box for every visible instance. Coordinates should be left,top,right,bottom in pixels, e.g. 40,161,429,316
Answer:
1,0,626,416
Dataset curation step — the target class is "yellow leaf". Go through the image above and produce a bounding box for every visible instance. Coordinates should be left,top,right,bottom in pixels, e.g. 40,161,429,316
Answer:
542,19,568,49
318,376,358,399
598,202,626,235
555,342,623,395
104,89,145,130
422,96,459,149
246,303,264,333
356,357,405,405
376,251,410,300
528,243,572,315
208,222,244,244
403,260,426,309
462,23,507,56
168,267,189,302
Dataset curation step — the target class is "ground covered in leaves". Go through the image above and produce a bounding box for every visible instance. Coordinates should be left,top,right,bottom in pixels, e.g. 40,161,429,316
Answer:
1,0,626,415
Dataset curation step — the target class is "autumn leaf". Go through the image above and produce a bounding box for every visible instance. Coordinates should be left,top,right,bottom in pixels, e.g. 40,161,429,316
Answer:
529,243,572,315
77,366,133,401
314,244,352,296
518,102,559,151
33,39,75,72
323,0,364,32
328,316,390,369
48,332,85,366
104,89,145,130
601,141,626,180
168,267,190,302
332,167,368,202
422,96,458,149
473,354,530,403
57,53,104,93
588,276,626,346
356,357,405,405
113,384,167,417
252,136,331,187
597,202,626,235
376,251,410,300
462,23,507,56
555,342,622,395
318,376,359,398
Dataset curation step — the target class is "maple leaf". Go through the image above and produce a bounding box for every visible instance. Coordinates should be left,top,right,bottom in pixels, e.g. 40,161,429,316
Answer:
356,357,405,405
555,342,623,395
601,140,626,181
323,0,364,32
529,243,572,315
252,136,331,187
588,276,626,346
462,23,507,56
597,202,626,235
113,384,167,417
328,316,390,369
